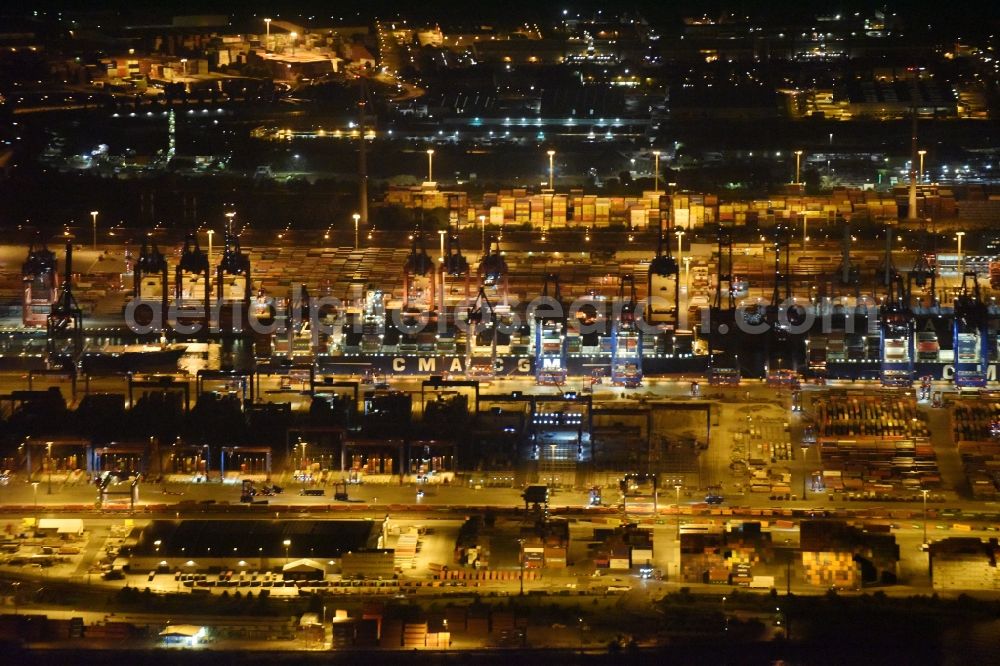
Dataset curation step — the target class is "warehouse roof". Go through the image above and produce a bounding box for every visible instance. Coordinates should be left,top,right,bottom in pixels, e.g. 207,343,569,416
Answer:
38,518,84,535
283,558,328,572
133,519,380,559
160,625,205,638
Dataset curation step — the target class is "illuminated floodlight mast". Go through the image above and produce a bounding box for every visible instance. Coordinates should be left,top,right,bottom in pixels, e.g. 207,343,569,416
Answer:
652,150,661,192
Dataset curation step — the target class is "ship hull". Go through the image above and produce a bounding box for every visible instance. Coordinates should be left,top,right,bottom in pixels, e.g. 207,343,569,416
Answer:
79,348,187,373
820,360,999,383
315,353,708,378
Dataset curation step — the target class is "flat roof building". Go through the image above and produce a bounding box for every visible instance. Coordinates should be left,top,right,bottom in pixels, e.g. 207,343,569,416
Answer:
930,538,1000,591
130,519,385,573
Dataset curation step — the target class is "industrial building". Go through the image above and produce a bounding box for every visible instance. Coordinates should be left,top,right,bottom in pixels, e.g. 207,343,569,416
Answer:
930,538,1000,591
680,522,775,584
591,523,654,571
129,518,386,574
799,521,899,589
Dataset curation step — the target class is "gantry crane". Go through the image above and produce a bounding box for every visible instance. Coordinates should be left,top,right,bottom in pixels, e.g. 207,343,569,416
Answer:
952,271,990,388
444,231,472,303
478,235,509,306
465,286,498,378
403,227,436,314
646,219,679,326
46,240,83,367
910,225,937,308
878,230,915,388
534,273,567,386
217,231,252,331
765,221,800,375
133,240,169,330
707,229,740,385
175,233,211,331
611,274,642,387
835,217,860,289
22,236,58,328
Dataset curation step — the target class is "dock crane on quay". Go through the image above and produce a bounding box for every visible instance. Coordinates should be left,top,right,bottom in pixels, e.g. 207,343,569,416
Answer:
402,227,437,317
132,240,169,330
764,220,804,378
534,273,568,386
478,236,509,307
465,286,498,379
909,226,938,309
610,274,642,387
444,231,471,300
952,271,990,389
877,224,915,388
174,233,211,333
646,216,681,354
440,230,472,353
835,217,860,291
21,236,58,328
707,229,741,386
399,227,439,354
216,231,252,333
46,240,84,370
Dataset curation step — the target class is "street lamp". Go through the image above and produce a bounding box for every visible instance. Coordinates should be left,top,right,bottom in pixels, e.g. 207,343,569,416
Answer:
353,213,361,249
674,484,683,541
652,150,661,192
206,229,214,269
518,537,525,595
90,211,98,250
289,32,298,56
793,150,803,185
31,482,39,523
918,149,927,183
675,229,685,266
426,148,435,183
479,214,487,255
956,231,966,273
546,149,556,190
264,18,272,50
438,229,447,312
283,539,291,566
802,443,810,498
438,229,447,263
921,489,929,546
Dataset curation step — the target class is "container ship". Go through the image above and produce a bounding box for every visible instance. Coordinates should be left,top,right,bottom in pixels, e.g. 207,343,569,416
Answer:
9,226,1000,389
